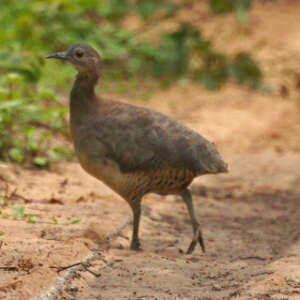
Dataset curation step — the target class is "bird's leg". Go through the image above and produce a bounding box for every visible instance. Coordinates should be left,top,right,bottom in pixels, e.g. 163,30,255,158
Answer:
129,199,142,251
181,189,205,254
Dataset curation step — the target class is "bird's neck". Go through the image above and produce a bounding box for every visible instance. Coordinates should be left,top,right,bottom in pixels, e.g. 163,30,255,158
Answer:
70,71,101,125
71,71,98,97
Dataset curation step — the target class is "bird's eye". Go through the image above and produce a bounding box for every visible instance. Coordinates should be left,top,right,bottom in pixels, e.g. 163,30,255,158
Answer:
75,50,84,58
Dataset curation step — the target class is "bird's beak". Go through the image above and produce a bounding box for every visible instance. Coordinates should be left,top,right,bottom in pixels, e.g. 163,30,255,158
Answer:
46,51,68,60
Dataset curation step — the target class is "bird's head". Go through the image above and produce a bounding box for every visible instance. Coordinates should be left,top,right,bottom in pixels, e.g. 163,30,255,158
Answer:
47,44,101,75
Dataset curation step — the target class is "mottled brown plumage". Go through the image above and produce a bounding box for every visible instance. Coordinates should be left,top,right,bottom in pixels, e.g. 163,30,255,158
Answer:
47,44,228,253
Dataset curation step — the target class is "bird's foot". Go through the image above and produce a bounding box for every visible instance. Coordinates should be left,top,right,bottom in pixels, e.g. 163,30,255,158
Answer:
186,227,205,254
130,239,141,251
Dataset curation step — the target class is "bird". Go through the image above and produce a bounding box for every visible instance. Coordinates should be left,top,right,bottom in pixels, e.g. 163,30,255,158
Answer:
46,43,228,254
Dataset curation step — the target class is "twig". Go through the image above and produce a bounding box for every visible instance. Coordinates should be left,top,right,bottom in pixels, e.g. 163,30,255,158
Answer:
0,185,34,204
0,266,19,271
50,262,82,273
239,256,266,261
82,264,101,277
50,262,101,277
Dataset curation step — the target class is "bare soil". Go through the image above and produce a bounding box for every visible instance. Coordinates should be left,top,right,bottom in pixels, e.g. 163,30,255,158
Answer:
1,1,300,299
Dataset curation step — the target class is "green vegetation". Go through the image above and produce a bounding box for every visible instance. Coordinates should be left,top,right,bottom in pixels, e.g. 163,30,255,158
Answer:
51,216,81,225
0,206,81,225
210,0,252,22
0,72,71,166
0,0,261,166
13,206,38,223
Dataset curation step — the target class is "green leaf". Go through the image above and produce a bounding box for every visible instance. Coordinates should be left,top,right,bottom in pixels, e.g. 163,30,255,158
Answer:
229,53,261,87
0,231,4,236
210,0,252,21
210,0,234,14
38,88,58,100
32,156,49,167
26,216,37,223
0,99,24,110
151,24,194,78
47,147,73,161
195,53,228,90
234,0,252,22
136,0,160,19
51,216,58,224
0,87,10,99
102,0,131,20
14,206,25,218
69,219,81,224
9,148,25,163
5,73,24,84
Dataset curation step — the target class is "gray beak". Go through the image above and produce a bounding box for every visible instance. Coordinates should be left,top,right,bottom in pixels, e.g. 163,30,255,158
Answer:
46,51,68,60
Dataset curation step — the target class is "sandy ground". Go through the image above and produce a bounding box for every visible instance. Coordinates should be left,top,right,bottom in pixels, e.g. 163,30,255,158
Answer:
1,1,300,299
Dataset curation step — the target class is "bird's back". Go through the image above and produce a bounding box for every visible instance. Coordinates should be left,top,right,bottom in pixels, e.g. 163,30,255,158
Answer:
71,97,227,198
97,100,227,173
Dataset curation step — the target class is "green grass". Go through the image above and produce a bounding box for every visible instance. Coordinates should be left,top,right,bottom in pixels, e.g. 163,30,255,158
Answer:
0,206,81,225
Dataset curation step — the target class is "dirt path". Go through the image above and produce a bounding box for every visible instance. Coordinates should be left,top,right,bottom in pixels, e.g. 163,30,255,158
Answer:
37,152,300,300
1,150,299,300
1,94,300,300
1,1,300,299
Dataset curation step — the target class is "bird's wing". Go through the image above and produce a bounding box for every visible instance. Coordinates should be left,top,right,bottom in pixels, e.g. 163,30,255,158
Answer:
93,102,227,174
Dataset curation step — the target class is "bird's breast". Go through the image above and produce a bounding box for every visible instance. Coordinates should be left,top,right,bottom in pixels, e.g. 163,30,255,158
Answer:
76,149,134,197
